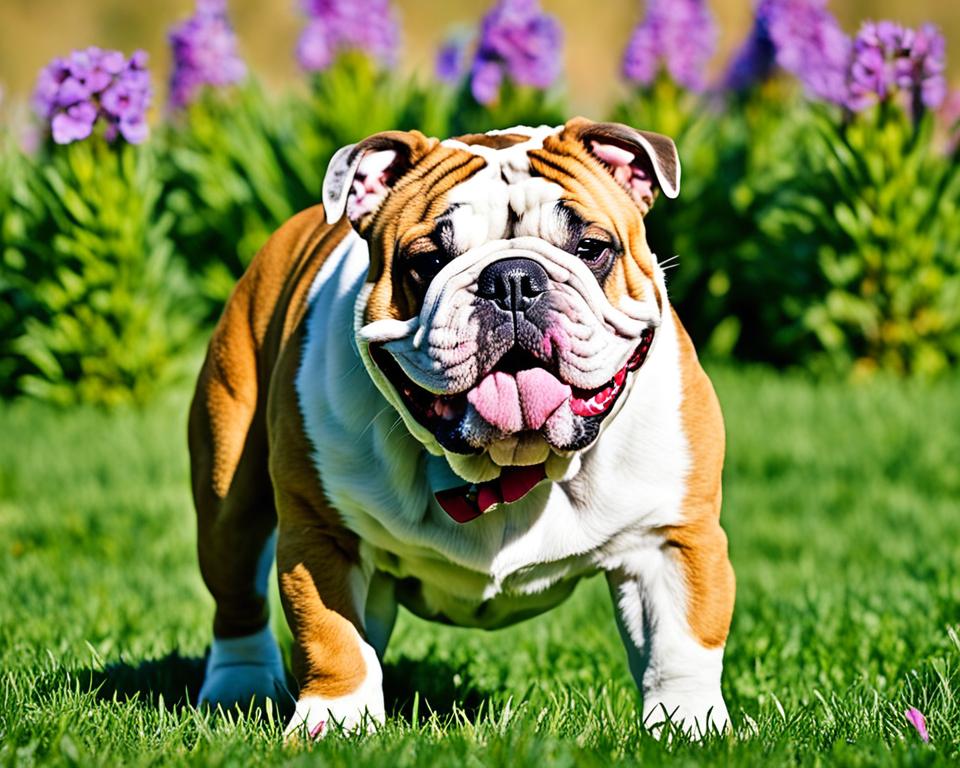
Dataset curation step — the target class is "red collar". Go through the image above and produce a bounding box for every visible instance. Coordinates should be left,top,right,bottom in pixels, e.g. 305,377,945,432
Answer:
434,464,547,523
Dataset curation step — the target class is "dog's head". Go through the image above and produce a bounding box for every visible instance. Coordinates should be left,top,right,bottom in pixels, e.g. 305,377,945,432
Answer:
323,117,679,486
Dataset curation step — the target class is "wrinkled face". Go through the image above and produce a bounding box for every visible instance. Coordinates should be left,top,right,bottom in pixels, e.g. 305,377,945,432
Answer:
323,118,680,483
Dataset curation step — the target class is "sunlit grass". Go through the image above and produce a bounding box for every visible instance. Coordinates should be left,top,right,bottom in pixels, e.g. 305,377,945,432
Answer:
1,365,958,765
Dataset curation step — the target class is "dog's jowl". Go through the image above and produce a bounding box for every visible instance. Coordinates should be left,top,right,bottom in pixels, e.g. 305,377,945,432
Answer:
188,117,735,739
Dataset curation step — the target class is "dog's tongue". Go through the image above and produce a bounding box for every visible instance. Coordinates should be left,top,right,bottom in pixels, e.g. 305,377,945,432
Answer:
467,368,571,432
435,464,546,523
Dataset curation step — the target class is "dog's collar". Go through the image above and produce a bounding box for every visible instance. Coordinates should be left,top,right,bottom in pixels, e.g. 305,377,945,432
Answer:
434,464,546,523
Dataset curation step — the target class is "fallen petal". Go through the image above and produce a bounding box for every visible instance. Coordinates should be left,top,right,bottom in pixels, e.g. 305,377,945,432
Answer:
904,706,930,743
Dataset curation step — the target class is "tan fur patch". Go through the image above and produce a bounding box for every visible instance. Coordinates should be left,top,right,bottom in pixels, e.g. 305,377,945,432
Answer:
190,204,369,697
527,119,662,311
662,311,735,649
362,146,487,323
452,132,534,149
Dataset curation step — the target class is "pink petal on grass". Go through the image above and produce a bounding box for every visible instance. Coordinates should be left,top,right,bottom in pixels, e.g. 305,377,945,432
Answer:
904,707,930,743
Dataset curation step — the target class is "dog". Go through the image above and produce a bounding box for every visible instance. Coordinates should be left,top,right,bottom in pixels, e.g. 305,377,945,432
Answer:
189,117,735,739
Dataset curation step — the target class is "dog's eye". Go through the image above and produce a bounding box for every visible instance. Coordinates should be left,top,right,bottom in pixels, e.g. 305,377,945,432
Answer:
408,250,446,285
575,238,611,264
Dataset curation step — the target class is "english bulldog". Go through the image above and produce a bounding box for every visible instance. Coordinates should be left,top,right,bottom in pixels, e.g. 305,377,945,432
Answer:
189,117,735,739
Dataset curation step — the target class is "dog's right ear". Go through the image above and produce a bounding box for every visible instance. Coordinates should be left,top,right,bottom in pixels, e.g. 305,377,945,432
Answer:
561,117,680,215
322,130,438,229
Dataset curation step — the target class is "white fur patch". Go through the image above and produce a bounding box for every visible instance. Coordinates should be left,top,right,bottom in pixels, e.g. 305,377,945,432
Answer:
296,232,694,627
199,625,287,710
283,636,385,740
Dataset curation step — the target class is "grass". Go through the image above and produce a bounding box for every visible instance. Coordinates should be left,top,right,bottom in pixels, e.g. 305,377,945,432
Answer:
1,364,959,765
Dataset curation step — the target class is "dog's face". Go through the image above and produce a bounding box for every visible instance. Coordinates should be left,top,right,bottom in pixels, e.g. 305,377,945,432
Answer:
322,117,680,483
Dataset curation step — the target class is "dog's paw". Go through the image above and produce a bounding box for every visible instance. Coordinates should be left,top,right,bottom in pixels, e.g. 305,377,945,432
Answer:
283,693,386,740
198,626,289,711
642,688,730,741
283,639,385,740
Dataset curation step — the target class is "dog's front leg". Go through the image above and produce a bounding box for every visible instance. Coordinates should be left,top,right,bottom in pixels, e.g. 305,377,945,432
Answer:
606,523,734,739
276,498,386,740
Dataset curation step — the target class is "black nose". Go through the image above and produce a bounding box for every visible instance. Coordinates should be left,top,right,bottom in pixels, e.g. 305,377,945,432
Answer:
476,258,548,313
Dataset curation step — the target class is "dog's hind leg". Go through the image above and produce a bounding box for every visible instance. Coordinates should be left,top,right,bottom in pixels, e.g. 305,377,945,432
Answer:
188,306,287,713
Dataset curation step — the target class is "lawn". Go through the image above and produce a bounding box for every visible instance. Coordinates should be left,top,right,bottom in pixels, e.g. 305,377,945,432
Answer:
1,365,958,766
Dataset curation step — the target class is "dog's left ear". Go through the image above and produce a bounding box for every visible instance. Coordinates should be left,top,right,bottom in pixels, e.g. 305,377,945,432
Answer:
322,130,438,228
565,118,680,213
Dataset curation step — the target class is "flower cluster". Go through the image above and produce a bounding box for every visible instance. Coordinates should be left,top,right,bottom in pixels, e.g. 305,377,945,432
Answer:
435,37,468,85
33,47,151,145
725,0,850,105
622,0,717,92
467,0,563,105
847,21,947,113
296,0,399,73
168,0,247,110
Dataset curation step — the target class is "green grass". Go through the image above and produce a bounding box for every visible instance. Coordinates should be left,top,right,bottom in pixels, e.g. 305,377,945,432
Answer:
1,365,959,765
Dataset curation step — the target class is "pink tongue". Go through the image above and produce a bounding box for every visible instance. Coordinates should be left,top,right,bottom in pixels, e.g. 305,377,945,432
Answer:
467,368,571,432
516,368,572,429
467,372,522,432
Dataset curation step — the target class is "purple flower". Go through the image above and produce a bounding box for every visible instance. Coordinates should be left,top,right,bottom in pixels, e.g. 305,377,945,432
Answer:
467,0,563,105
168,0,247,110
847,21,947,113
910,24,947,110
724,0,851,105
622,21,659,88
904,707,930,743
297,0,400,73
51,101,98,144
723,16,775,91
942,89,960,154
33,47,152,145
622,0,717,92
435,37,468,85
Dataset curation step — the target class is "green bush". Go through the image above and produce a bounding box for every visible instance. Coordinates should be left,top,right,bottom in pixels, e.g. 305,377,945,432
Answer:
0,136,26,397
162,57,465,317
1,138,199,405
161,82,329,313
753,105,960,376
611,75,960,378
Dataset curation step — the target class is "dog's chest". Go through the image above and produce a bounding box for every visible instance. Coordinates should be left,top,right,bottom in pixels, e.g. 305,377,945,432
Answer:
292,236,688,626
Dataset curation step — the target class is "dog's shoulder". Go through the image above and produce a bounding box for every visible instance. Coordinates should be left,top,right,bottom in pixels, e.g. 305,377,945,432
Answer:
232,205,351,355
198,206,349,392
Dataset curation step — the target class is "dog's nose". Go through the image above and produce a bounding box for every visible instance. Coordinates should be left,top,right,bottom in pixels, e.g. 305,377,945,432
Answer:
476,258,548,313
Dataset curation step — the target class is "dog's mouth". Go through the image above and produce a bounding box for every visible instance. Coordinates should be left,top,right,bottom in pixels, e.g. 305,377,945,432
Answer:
370,327,655,449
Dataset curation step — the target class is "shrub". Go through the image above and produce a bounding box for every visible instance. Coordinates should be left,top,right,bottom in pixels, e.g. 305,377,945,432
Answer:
161,83,329,312
756,104,960,376
2,46,200,405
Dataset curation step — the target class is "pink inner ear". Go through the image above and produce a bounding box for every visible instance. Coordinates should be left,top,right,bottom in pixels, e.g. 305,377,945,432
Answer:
347,149,396,221
590,140,655,209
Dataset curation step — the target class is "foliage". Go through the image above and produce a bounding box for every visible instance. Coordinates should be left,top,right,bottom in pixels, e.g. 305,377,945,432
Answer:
0,138,198,405
162,57,454,316
611,78,802,359
753,104,960,376
0,135,26,397
1,368,959,764
613,70,960,377
4,1,959,409
161,82,328,312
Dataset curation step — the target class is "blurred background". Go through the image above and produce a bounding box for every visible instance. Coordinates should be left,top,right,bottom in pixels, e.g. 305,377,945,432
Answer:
1,0,957,114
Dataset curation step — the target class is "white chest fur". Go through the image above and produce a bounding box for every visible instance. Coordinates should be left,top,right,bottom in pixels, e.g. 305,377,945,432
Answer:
295,236,691,627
